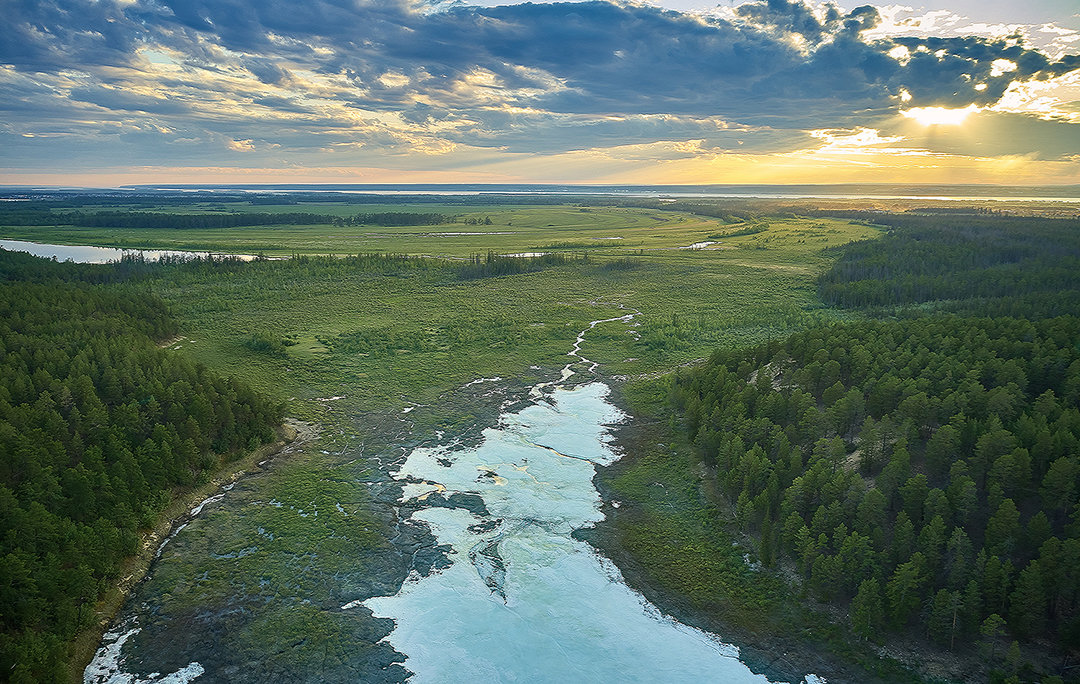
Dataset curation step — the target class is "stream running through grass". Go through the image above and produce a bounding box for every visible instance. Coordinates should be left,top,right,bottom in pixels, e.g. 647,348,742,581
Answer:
85,310,817,683
363,314,807,683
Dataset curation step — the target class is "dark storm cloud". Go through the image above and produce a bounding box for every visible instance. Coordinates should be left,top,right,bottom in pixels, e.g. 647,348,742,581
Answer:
0,0,146,71
116,0,1077,126
0,0,1077,167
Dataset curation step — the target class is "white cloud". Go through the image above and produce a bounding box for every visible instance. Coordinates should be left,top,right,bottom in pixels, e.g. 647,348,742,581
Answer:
809,127,907,149
888,45,912,65
0,0,1077,183
990,59,1019,77
991,69,1080,122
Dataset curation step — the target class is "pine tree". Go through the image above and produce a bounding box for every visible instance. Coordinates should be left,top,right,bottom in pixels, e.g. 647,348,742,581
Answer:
980,613,1006,660
1009,561,1047,637
851,578,884,641
887,552,927,627
926,589,963,649
986,499,1021,557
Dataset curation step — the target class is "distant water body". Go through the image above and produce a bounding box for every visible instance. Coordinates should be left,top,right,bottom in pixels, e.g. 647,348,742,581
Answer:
119,183,1080,202
0,239,258,264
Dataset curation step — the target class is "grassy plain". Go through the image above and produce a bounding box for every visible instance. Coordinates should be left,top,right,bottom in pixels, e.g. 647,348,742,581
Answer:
137,212,877,414
18,202,886,681
3,202,851,257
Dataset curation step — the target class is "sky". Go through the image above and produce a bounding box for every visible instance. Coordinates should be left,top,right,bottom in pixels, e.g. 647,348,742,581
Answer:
2,0,1079,186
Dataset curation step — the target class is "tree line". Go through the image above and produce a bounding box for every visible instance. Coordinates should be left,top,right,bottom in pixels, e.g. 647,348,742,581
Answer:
0,209,456,229
818,214,1080,318
670,213,1080,681
457,251,578,280
0,249,282,682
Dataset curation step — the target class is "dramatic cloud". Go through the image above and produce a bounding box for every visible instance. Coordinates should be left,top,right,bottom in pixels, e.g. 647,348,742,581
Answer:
1,0,1078,183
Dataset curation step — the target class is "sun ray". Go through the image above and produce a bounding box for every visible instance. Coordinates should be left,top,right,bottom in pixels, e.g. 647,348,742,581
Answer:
900,105,981,126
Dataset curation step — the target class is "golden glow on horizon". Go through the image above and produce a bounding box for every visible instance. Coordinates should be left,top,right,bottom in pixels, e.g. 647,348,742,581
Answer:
7,144,1079,188
901,105,981,126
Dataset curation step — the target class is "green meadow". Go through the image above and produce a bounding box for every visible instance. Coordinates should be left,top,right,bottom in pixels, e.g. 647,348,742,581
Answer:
3,202,861,258
2,202,888,681
134,211,878,415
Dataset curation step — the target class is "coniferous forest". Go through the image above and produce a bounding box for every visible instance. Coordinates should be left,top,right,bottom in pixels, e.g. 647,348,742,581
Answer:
671,215,1080,675
0,250,282,681
2,207,1079,683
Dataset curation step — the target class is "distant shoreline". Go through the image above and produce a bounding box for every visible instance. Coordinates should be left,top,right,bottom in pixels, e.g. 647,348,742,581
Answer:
3,183,1080,201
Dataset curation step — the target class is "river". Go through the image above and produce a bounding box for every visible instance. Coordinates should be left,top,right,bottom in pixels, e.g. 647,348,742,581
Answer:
358,310,811,683
85,311,817,683
364,382,792,683
0,238,259,263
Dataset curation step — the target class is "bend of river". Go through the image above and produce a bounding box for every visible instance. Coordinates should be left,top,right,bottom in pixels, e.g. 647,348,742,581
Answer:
364,380,799,683
85,299,819,683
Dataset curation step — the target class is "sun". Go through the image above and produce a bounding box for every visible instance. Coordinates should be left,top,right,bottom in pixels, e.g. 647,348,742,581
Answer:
900,104,980,126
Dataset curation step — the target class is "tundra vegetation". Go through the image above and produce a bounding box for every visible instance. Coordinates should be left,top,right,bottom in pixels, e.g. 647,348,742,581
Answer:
1,194,1077,682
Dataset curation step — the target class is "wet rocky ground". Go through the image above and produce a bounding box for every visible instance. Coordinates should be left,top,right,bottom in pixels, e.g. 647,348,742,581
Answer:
91,360,853,684
91,376,543,684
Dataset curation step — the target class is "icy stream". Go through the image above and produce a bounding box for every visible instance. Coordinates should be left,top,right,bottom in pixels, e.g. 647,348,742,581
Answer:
84,310,818,683
363,315,810,683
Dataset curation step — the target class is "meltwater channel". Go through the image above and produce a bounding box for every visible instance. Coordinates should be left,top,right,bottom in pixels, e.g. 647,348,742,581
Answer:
361,313,820,683
85,308,821,683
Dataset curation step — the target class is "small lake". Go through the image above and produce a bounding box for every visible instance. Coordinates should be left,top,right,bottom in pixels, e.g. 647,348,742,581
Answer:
363,381,809,683
0,238,258,264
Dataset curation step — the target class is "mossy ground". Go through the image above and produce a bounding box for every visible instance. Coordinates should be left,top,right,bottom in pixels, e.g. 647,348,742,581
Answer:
123,446,409,682
55,205,889,680
67,425,299,682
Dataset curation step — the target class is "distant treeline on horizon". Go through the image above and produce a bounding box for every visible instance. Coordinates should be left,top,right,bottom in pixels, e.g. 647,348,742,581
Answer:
2,183,1080,203
0,209,457,229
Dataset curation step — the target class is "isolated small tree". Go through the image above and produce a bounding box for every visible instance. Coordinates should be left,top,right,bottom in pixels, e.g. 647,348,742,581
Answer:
980,613,1006,660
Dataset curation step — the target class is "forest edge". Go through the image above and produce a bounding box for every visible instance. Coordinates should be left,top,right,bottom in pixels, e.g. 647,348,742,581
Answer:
68,420,301,682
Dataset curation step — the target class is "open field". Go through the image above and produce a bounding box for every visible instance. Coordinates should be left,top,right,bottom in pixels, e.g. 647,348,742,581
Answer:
4,201,893,682
1,202,871,258
136,212,879,418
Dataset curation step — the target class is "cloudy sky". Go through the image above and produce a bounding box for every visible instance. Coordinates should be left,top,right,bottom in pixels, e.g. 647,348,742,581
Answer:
2,0,1078,186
